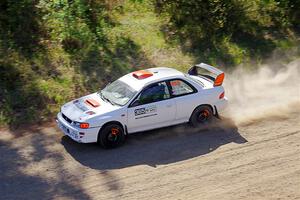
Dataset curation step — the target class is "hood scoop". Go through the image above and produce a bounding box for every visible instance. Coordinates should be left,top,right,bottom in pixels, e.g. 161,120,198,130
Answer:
85,99,100,108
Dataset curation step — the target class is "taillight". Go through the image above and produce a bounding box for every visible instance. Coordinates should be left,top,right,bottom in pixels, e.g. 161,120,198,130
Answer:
219,91,225,99
80,123,89,129
214,73,225,87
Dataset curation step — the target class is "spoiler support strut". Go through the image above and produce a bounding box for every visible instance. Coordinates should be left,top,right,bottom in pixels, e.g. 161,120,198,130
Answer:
188,63,225,87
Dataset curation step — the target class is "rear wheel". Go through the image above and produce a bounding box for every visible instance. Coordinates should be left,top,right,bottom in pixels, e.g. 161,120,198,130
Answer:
189,105,213,127
98,124,125,148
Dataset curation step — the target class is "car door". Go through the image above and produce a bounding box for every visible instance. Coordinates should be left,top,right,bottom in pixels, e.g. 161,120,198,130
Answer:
168,79,198,122
127,81,176,133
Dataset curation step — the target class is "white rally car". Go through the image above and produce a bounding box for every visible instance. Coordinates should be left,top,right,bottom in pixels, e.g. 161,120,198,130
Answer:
56,63,228,148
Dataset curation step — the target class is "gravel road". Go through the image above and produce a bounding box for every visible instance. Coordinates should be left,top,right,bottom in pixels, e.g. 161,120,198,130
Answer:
1,107,300,200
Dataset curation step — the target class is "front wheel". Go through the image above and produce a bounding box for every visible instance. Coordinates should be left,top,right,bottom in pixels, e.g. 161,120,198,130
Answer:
98,124,125,148
189,105,213,127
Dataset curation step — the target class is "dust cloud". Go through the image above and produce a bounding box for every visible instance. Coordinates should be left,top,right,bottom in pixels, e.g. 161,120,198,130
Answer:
224,59,300,125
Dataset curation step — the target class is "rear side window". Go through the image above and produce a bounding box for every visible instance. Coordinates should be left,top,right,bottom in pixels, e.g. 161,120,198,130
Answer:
169,79,195,96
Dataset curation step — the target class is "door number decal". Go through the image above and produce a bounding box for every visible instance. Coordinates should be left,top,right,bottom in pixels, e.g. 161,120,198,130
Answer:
134,106,157,117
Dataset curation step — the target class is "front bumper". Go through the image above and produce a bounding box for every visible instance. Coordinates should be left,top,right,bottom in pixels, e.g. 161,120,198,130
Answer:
56,112,100,143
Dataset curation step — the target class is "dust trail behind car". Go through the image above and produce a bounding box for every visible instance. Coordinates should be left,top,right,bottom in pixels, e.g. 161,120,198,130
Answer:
224,58,300,125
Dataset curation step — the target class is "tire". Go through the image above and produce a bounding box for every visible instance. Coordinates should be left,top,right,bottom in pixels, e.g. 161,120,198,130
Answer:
98,123,126,148
189,105,213,127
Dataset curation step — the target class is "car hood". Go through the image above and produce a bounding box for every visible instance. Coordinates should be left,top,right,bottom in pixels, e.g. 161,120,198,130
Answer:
61,92,120,122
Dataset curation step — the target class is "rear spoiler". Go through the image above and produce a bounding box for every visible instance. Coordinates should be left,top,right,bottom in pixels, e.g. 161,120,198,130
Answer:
188,63,225,87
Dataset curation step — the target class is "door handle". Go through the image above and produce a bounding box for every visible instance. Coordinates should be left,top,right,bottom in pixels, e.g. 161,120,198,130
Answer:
166,104,172,108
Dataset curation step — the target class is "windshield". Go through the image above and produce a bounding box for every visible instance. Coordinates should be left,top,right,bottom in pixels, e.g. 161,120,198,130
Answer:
99,80,137,106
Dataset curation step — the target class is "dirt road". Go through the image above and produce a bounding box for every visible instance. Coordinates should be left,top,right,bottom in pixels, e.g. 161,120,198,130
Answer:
1,107,300,200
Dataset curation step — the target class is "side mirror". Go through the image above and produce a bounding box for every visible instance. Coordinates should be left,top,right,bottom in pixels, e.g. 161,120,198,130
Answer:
131,99,140,107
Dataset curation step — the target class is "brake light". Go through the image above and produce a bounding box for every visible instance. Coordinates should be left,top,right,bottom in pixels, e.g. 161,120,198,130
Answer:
219,91,225,99
214,73,225,86
80,123,89,129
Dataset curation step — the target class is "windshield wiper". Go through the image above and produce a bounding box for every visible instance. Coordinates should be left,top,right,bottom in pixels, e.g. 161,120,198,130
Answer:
105,97,116,106
98,91,105,101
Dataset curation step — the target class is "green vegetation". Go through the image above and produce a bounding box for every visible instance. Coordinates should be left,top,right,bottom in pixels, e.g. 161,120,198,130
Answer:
156,0,300,66
0,0,299,127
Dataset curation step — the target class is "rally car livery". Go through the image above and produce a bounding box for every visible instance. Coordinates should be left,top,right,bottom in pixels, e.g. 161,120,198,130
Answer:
56,63,228,148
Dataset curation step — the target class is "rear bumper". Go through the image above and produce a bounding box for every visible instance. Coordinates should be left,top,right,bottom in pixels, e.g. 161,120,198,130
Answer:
56,112,100,143
214,97,228,115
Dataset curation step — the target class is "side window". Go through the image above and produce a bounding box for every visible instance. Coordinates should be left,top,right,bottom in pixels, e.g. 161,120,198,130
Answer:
169,79,194,96
133,82,170,106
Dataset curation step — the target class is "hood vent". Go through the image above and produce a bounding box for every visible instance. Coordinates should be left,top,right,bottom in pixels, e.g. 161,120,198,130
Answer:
85,99,100,107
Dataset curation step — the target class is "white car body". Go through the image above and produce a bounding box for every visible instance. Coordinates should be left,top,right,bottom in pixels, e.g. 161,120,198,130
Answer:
56,63,228,143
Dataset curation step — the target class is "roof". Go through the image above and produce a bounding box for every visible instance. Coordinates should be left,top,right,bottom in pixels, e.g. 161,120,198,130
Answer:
119,67,184,91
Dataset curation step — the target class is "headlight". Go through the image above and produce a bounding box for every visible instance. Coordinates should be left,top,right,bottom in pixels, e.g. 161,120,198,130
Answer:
73,122,89,129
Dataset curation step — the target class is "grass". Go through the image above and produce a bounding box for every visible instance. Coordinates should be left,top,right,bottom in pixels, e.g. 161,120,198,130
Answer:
0,0,299,128
108,1,195,69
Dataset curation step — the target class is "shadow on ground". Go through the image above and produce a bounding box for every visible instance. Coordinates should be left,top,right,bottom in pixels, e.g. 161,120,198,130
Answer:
0,118,247,199
62,118,247,170
0,131,92,200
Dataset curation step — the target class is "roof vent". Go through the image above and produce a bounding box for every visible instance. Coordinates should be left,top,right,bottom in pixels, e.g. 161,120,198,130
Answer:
132,70,153,79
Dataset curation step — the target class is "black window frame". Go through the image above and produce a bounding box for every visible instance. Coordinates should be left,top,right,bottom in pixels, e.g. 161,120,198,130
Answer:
167,78,198,98
128,81,172,107
128,78,198,108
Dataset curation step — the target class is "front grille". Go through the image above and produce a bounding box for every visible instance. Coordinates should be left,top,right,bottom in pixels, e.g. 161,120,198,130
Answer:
62,113,72,124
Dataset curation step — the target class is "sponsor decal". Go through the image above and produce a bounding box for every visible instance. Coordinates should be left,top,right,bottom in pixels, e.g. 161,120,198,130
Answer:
135,113,158,119
134,105,157,117
85,111,96,115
